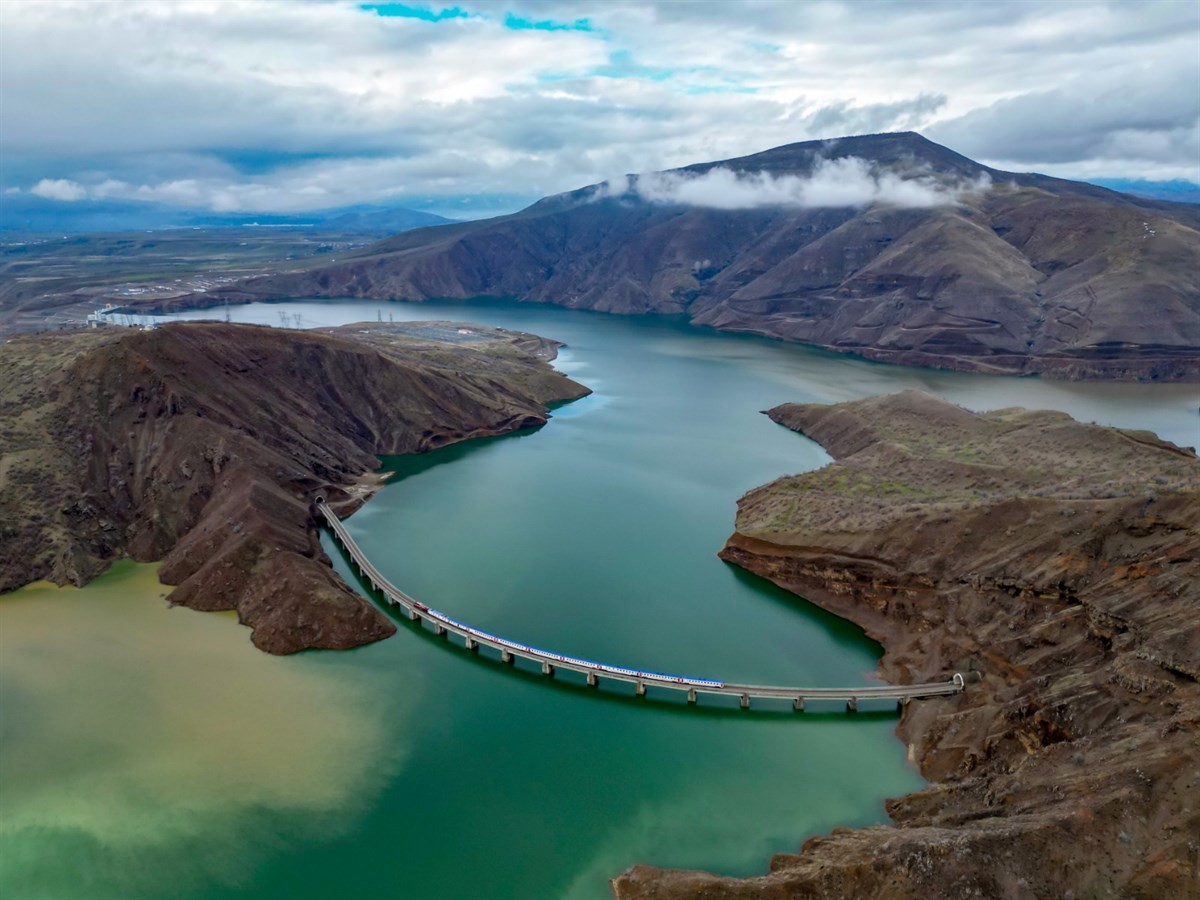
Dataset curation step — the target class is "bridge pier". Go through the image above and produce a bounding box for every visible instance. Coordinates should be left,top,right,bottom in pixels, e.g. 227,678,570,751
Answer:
317,507,970,716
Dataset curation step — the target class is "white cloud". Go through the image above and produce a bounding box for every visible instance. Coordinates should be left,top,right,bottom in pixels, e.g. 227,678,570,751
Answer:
607,157,991,210
29,178,88,201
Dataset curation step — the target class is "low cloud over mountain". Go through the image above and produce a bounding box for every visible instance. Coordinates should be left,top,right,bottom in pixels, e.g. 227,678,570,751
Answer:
602,157,991,210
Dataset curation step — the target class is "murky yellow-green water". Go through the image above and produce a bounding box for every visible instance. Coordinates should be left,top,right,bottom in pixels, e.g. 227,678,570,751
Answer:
0,560,408,900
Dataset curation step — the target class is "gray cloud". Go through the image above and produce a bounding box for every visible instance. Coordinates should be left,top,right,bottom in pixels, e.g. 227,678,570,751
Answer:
929,56,1200,175
808,95,948,137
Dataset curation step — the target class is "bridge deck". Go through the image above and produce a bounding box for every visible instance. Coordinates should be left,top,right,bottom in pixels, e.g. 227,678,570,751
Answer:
317,499,965,708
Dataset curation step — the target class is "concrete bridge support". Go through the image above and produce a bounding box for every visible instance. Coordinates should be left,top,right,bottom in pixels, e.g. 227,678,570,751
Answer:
542,662,555,677
793,697,805,712
635,681,646,697
408,607,420,622
587,671,598,688
466,637,479,652
501,650,514,665
846,697,858,712
740,694,750,709
434,623,446,637
687,689,697,704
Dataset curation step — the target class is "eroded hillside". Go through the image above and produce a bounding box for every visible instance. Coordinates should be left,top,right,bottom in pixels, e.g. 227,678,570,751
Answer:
0,321,588,653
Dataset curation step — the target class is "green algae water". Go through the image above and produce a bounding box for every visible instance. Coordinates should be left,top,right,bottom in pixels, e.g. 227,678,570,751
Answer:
4,300,1195,900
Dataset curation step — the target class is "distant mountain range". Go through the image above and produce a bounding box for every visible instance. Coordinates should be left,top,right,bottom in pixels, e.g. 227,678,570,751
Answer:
0,195,454,235
164,132,1200,381
1087,179,1200,205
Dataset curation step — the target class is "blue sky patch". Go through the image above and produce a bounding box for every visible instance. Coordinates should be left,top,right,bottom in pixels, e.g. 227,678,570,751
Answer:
684,85,760,96
360,3,470,21
591,50,681,82
503,13,594,32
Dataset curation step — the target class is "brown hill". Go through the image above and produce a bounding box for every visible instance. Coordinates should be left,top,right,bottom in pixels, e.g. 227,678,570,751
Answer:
615,391,1200,899
174,133,1200,381
0,321,587,653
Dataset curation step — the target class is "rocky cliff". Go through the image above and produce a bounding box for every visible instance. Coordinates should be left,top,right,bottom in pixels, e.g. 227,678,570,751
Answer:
0,321,588,653
166,133,1200,381
614,391,1200,899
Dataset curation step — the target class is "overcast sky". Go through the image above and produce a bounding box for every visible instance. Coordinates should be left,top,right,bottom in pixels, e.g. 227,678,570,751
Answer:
2,0,1197,217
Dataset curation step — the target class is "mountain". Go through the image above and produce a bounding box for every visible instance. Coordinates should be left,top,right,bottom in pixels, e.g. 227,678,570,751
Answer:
0,194,454,234
171,132,1200,381
317,204,459,233
1089,178,1200,205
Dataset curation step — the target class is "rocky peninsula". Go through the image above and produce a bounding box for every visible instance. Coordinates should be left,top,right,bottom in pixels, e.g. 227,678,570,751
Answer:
0,320,588,653
615,391,1199,899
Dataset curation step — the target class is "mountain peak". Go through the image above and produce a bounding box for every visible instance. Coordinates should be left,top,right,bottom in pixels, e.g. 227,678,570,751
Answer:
682,131,988,179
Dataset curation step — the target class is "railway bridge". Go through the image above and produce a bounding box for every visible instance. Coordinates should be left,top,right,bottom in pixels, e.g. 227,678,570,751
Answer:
317,497,966,712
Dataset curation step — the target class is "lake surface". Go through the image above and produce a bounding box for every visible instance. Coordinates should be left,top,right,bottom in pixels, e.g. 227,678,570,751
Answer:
3,299,1195,900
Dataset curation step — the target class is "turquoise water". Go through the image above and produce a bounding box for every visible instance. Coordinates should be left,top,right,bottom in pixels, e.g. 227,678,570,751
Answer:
5,298,1195,900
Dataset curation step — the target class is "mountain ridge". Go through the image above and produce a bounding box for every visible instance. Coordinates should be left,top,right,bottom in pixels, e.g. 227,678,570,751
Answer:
0,195,455,235
158,132,1200,381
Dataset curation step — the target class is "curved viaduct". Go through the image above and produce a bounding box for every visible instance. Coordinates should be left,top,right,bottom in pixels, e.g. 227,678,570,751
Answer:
317,498,965,712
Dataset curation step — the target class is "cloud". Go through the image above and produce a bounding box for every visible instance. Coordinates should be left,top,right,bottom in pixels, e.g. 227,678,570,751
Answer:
29,178,88,201
1,0,1196,214
929,56,1200,179
604,157,990,210
808,94,948,136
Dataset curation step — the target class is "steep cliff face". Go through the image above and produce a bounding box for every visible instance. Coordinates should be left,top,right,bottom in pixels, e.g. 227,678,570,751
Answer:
169,133,1200,381
0,321,588,653
614,392,1200,899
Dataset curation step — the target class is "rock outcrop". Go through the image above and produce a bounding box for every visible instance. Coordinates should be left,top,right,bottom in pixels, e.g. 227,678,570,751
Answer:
0,321,588,653
614,391,1200,899
163,133,1200,381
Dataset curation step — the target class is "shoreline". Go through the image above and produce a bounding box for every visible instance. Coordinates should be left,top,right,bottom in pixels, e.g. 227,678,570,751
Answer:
615,391,1200,898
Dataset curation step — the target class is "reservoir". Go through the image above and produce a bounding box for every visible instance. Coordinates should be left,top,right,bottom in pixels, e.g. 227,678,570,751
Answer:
2,299,1195,900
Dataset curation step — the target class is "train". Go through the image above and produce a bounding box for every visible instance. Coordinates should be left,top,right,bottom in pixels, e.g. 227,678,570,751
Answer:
320,506,726,690
409,600,726,688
